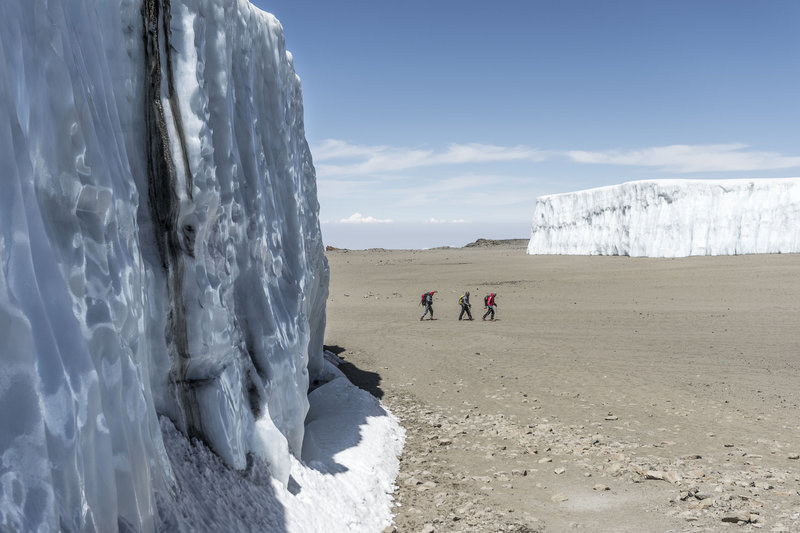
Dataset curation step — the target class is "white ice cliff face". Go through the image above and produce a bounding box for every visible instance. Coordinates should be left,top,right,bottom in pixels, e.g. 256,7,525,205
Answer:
0,0,328,531
528,179,800,257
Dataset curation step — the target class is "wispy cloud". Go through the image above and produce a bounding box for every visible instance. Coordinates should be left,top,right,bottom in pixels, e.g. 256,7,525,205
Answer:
425,218,470,224
567,144,800,173
338,212,393,224
316,139,800,178
313,139,547,177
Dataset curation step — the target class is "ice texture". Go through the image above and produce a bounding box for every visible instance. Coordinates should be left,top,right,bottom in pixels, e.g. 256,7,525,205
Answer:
0,0,329,531
528,179,800,257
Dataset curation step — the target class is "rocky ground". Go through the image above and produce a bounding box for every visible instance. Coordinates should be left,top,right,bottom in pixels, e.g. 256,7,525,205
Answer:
325,245,800,532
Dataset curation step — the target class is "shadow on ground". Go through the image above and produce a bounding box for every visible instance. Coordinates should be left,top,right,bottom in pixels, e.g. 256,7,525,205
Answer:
324,344,384,399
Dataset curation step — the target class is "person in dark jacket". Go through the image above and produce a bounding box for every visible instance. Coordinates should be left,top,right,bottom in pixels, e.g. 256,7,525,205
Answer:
458,291,473,321
483,292,497,321
420,290,437,320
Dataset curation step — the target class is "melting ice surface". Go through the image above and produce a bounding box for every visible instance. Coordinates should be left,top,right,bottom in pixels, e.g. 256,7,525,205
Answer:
528,179,800,257
0,0,402,531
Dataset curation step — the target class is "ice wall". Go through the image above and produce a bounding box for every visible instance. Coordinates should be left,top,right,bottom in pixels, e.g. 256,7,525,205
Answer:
528,179,800,257
0,0,328,531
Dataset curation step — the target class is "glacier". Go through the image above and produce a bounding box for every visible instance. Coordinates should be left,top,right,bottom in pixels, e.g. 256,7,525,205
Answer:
527,179,800,257
0,0,402,531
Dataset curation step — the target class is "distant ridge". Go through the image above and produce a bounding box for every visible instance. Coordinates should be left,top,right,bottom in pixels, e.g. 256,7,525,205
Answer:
464,238,529,248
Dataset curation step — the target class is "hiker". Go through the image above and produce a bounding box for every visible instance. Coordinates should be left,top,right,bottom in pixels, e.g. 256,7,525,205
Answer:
458,291,473,321
483,292,497,321
420,290,437,320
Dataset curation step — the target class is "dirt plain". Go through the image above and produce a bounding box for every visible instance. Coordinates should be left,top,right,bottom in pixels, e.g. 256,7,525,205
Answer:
324,241,800,533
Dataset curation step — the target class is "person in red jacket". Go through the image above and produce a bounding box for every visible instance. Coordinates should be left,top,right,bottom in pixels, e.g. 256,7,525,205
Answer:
419,290,437,320
482,292,497,321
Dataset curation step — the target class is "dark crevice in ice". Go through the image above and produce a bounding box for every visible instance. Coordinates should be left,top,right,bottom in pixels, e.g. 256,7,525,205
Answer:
142,0,206,447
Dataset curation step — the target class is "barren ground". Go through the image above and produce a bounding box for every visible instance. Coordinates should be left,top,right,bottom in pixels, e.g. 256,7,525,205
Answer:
324,243,800,533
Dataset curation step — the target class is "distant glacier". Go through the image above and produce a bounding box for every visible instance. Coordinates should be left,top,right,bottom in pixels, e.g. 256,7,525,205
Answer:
527,179,800,257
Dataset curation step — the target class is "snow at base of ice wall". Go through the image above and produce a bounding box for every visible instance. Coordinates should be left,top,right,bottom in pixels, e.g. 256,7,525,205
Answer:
527,179,800,257
0,0,328,531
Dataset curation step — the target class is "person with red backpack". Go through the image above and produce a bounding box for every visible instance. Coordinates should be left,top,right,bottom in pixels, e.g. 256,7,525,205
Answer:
420,290,437,321
483,292,497,321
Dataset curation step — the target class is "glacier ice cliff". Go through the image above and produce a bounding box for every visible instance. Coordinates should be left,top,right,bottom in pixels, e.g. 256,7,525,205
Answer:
0,0,329,530
527,179,800,257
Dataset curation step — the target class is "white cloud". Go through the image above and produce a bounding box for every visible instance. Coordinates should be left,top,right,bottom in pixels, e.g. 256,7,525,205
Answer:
314,139,800,179
313,139,547,177
313,139,388,160
426,217,470,224
567,144,800,173
338,212,393,224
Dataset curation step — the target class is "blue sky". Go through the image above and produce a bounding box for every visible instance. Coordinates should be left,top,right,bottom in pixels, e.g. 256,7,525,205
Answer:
253,0,800,248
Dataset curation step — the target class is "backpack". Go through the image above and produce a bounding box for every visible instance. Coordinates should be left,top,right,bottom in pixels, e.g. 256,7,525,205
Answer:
458,294,464,305
484,295,489,307
421,293,427,305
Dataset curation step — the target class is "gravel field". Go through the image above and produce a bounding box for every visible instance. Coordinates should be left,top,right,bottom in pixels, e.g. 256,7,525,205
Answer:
325,244,800,532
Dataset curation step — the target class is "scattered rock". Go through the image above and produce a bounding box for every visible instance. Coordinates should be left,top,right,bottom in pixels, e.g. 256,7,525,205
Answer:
554,468,565,475
721,512,750,524
404,476,422,487
593,484,610,491
551,493,569,502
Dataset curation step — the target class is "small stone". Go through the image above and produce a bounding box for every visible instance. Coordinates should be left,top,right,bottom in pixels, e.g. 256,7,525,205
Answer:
645,470,665,481
688,499,714,510
551,492,569,502
438,438,452,446
722,512,750,523
787,453,799,460
554,468,566,475
593,484,610,491
404,476,422,487
538,457,552,464
420,524,435,533
382,527,397,533
663,471,682,483
604,415,618,421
